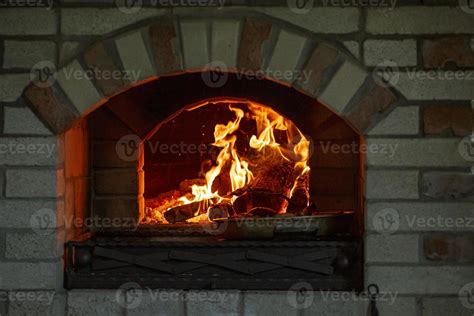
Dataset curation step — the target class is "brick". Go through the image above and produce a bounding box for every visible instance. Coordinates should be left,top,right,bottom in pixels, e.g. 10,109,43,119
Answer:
93,142,138,168
366,266,474,294
343,41,359,59
0,9,56,35
0,200,56,228
57,60,103,114
4,106,51,135
423,37,474,68
115,31,155,83
244,292,298,316
267,30,308,83
364,40,417,67
180,20,209,69
8,291,65,316
366,202,474,232
0,74,30,102
6,232,61,259
6,169,56,198
24,84,79,134
366,234,419,263
366,138,472,168
367,7,474,34
319,61,367,113
67,290,124,315
83,42,126,96
94,169,142,195
366,170,419,199
369,106,419,136
238,19,273,70
394,71,474,100
0,137,57,166
364,297,417,316
422,172,474,200
211,20,241,68
0,262,60,290
185,291,240,316
296,43,340,96
302,293,365,316
92,197,141,229
149,21,182,74
424,234,474,263
126,290,184,315
61,8,169,35
422,297,472,316
423,105,472,136
256,7,359,34
3,41,56,70
60,41,81,66
345,84,398,132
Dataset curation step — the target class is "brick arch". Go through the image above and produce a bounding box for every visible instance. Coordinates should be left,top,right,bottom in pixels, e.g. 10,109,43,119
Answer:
22,14,403,135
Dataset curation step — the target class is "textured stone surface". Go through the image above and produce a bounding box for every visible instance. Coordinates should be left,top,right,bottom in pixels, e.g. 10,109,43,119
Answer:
115,31,155,83
6,232,61,259
369,106,419,135
67,290,124,316
0,8,56,35
61,8,168,35
366,138,472,167
83,42,126,96
94,169,141,195
238,19,272,70
243,291,298,315
319,61,367,113
366,202,474,232
0,74,30,102
364,40,417,66
367,7,474,34
423,37,474,68
364,296,417,316
366,234,419,263
422,297,473,316
394,71,474,100
3,41,56,69
424,234,474,263
211,20,241,68
8,291,65,316
303,293,365,316
92,197,141,227
4,106,51,135
180,20,209,69
126,290,184,315
366,170,419,199
423,105,472,136
6,169,56,198
57,60,103,114
0,200,57,228
367,266,474,294
343,41,359,59
92,142,137,168
0,137,57,165
422,172,474,200
0,262,60,290
185,291,241,316
149,21,182,74
60,41,81,65
345,84,398,132
256,7,359,34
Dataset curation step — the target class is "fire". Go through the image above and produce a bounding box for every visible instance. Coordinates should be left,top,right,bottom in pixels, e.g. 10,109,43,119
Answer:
144,99,312,224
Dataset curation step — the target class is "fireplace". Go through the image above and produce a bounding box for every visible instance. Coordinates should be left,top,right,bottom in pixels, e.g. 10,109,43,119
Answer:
60,72,364,290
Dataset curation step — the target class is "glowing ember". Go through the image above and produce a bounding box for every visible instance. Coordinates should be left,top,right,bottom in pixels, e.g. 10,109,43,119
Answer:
143,99,312,224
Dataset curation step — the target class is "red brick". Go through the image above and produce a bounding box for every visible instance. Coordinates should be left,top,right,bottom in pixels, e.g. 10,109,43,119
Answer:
423,105,472,136
423,37,474,68
238,19,272,71
424,234,474,263
149,21,181,74
94,169,142,195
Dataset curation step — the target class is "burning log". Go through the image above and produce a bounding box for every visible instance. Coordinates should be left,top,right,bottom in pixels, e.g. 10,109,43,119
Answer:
208,202,234,221
287,169,311,214
164,199,214,224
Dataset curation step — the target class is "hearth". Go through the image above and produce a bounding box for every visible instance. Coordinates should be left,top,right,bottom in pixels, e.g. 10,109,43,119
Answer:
63,72,364,290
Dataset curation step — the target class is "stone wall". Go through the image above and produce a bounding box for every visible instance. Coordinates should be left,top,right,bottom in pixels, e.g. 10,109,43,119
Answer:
0,2,473,315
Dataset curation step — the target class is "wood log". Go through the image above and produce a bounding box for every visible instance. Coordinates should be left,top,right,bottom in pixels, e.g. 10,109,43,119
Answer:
287,169,311,214
208,202,234,221
164,199,214,224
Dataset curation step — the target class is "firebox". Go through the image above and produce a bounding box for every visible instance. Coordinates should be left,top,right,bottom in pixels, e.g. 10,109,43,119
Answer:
64,72,364,290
